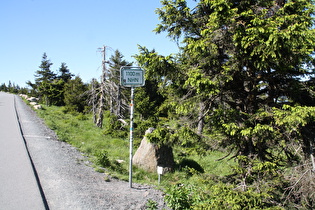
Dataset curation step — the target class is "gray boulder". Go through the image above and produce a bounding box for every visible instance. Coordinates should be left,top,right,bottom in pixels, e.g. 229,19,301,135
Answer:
133,128,175,173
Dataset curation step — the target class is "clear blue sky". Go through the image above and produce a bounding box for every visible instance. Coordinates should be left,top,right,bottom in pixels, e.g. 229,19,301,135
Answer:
0,0,183,87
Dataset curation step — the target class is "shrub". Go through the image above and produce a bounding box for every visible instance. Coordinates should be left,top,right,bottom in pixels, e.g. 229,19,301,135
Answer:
95,150,111,168
164,184,196,210
164,182,284,210
145,199,158,210
103,113,128,138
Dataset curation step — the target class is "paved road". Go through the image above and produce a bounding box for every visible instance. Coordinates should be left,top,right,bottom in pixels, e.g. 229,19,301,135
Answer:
0,92,47,210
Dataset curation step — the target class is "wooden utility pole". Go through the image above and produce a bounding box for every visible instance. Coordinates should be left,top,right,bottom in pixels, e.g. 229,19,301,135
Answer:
96,46,107,128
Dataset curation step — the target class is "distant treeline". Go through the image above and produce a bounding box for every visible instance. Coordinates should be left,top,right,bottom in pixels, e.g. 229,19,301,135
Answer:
0,81,28,94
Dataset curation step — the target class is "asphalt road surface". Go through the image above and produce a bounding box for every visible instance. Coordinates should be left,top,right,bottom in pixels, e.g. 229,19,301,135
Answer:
0,92,47,209
0,92,167,210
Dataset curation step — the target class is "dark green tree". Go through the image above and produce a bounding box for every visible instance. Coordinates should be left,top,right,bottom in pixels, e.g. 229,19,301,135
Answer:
109,50,133,83
107,50,133,118
0,83,8,92
38,79,65,106
139,0,315,208
63,76,88,113
54,62,74,106
33,53,57,104
7,81,13,93
30,54,75,106
58,62,73,82
35,53,56,84
26,80,38,96
138,0,315,163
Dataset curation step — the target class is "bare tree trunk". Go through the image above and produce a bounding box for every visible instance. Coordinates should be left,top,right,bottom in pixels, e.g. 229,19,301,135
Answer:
96,46,107,128
197,101,205,135
96,82,105,128
109,81,114,114
116,85,122,117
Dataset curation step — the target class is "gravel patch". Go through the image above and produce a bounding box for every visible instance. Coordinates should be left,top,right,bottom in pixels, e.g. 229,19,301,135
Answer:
15,96,168,210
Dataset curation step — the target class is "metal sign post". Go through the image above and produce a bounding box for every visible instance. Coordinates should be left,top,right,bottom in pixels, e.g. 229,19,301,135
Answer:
120,66,145,188
129,86,135,188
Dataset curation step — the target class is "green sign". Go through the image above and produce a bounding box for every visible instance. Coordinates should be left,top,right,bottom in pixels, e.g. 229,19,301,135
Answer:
120,66,145,87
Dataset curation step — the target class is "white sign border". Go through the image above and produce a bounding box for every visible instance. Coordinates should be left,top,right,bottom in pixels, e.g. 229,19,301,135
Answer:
120,66,145,87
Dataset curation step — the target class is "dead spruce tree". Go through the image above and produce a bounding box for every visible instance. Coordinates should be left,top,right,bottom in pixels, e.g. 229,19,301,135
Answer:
91,47,132,128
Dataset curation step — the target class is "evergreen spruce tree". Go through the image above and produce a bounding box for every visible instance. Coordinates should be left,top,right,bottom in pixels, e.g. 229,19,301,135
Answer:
136,1,315,207
34,53,57,105
0,83,7,92
35,53,56,84
63,76,88,113
107,50,133,118
137,0,315,163
58,62,73,82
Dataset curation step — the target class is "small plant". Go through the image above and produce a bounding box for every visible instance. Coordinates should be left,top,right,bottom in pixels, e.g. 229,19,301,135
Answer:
110,161,128,175
95,150,111,168
104,174,110,182
95,168,105,173
103,113,128,138
164,184,195,210
145,199,158,210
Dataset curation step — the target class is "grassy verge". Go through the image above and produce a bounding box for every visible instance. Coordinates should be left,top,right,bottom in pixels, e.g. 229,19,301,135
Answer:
35,105,236,186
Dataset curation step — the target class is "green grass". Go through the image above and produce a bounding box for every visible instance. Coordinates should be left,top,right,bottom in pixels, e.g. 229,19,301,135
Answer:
35,105,236,186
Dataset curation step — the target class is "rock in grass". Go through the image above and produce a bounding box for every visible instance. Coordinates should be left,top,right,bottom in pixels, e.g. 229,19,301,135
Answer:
133,128,175,173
